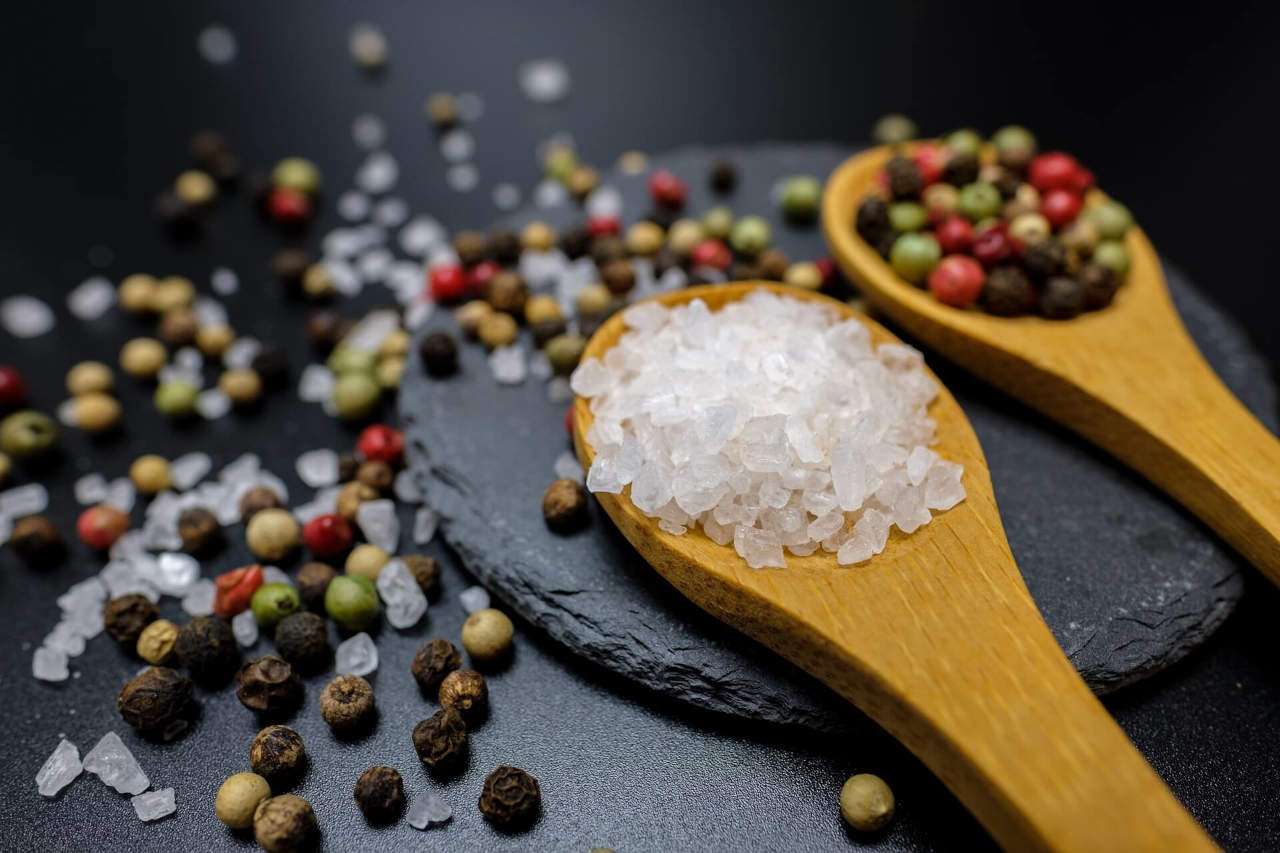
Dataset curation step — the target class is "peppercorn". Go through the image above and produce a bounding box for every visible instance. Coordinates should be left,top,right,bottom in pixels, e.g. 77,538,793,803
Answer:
1059,218,1100,257
543,143,576,180
117,666,194,737
251,348,290,390
374,361,404,391
452,230,489,267
254,794,316,853
154,380,199,418
296,562,337,611
336,481,378,520
303,513,355,560
571,284,611,320
247,508,301,561
418,332,458,378
319,674,376,735
1022,238,1067,282
1079,262,1119,311
0,410,60,459
462,608,514,666
590,235,628,267
136,618,179,664
195,323,236,358
158,308,198,347
942,152,980,187
118,274,158,314
429,264,468,303
755,248,790,282
452,301,491,341
982,266,1037,317
70,392,122,433
214,564,265,619
219,368,263,407
0,368,25,405
325,575,380,632
329,345,376,377
439,669,488,722
543,334,586,376
840,773,895,832
957,182,1002,222
216,772,272,830
1040,276,1086,320
884,156,923,201
992,125,1037,172
1092,240,1130,277
237,655,303,716
304,311,347,354
1008,213,1051,247
154,275,198,312
990,169,1023,201
240,485,285,522
785,262,823,291
9,515,65,565
357,424,404,465
855,193,892,238
345,543,390,581
929,256,986,308
176,615,240,684
871,113,917,145
101,593,155,646
352,462,391,495
779,175,821,223
176,506,222,555
887,201,927,234
1003,183,1042,220
565,164,599,201
889,233,941,284
337,452,360,483
401,554,440,598
0,452,10,487
425,92,459,129
250,725,307,787
479,765,541,828
273,157,321,195
520,221,557,252
412,638,463,694
475,312,516,351
128,455,170,495
413,708,468,773
273,611,331,673
66,361,114,396
709,159,738,193
252,583,303,632
1087,200,1134,241
489,228,521,265
540,478,589,533
350,765,404,824
299,263,334,300
333,373,381,420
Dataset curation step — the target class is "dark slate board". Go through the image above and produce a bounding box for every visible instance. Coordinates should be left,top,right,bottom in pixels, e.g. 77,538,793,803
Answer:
401,143,1275,732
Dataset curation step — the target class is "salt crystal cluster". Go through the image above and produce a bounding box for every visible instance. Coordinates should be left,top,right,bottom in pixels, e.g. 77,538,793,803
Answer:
336,632,378,676
573,292,966,569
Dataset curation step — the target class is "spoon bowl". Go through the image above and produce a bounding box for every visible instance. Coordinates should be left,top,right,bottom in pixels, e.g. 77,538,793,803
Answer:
823,144,1280,586
573,283,1213,851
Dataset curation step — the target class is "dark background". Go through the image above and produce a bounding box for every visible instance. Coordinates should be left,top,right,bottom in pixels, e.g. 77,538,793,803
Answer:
1,2,1278,851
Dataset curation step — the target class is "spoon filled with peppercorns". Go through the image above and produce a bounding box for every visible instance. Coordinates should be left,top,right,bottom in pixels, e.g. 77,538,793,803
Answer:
823,133,1280,588
573,282,1214,852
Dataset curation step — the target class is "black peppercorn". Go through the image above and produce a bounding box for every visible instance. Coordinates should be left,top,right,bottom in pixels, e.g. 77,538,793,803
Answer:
558,225,592,260
190,130,230,171
237,656,304,716
412,708,468,773
254,794,316,853
1040,276,1086,320
419,332,459,378
402,554,440,598
709,159,738,194
643,207,679,230
175,615,240,685
982,267,1038,317
411,638,462,694
356,460,394,493
730,262,761,281
251,348,290,390
239,485,285,523
489,229,521,266
992,170,1023,200
874,230,899,260
354,765,405,824
439,669,488,723
542,479,589,533
486,271,528,317
651,247,681,277
757,249,791,282
250,725,308,788
117,666,194,737
273,611,331,674
9,515,65,566
1022,238,1067,282
104,594,159,646
855,196,891,244
305,310,347,354
154,191,199,237
272,249,310,297
531,318,568,348
319,674,376,736
590,236,627,267
601,260,635,296
1079,262,1119,311
942,152,980,187
178,506,222,555
479,765,541,828
337,452,360,483
884,155,923,200
453,231,490,267
297,562,337,612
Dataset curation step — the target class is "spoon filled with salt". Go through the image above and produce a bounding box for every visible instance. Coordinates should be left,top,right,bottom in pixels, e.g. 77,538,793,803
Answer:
572,283,1213,851
823,143,1280,588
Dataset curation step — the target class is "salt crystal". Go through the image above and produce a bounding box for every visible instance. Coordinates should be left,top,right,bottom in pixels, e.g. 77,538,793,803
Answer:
349,22,387,67
393,470,422,504
104,478,136,513
374,197,408,228
529,351,552,380
159,363,201,387
36,739,82,797
547,377,573,403
519,58,571,102
1,482,49,518
1,295,55,338
261,566,292,586
232,610,258,647
342,309,400,352
169,452,212,491
197,23,237,64
295,449,340,488
223,336,262,370
457,91,485,121
492,183,522,211
412,507,437,544
220,453,260,484
489,345,526,385
33,646,70,682
44,621,87,657
446,163,479,193
924,461,966,511
534,179,568,208
356,499,399,552
336,632,378,676
211,267,239,295
196,389,231,420
375,559,428,629
408,791,453,829
194,297,227,328
352,114,386,150
298,364,335,402
357,248,394,283
152,553,200,596
356,152,399,194
553,451,584,483
100,561,158,601
458,586,490,614
67,276,115,320
180,579,216,616
132,788,176,822
338,190,371,222
84,732,149,795
399,216,446,256
439,129,474,162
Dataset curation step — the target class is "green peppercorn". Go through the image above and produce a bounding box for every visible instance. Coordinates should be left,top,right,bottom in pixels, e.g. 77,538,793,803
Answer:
0,410,59,459
887,202,927,233
957,183,1002,222
252,583,302,631
702,206,734,240
1092,240,1131,277
889,233,941,284
779,176,821,223
0,452,11,486
1087,201,1134,240
325,575,380,632
991,125,1037,172
542,145,577,182
575,283,614,318
272,158,321,195
545,334,587,376
332,373,381,420
944,128,983,159
154,380,199,418
922,184,959,220
871,114,917,145
728,215,771,257
327,345,378,376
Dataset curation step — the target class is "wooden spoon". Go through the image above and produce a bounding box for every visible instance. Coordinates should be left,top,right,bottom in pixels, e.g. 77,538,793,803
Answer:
573,283,1213,852
823,144,1280,587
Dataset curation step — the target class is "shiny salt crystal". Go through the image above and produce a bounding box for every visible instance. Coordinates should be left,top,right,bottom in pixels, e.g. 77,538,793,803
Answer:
489,345,526,385
376,559,428,629
37,738,82,797
211,267,239,295
84,732,149,795
1,295,55,338
169,452,212,491
33,646,69,681
336,632,378,676
458,586,490,614
296,449,340,488
356,499,399,552
180,580,216,616
232,610,258,647
412,507,437,544
408,791,453,828
132,787,176,822
196,390,231,420
67,277,115,320
393,470,422,504
1,483,48,518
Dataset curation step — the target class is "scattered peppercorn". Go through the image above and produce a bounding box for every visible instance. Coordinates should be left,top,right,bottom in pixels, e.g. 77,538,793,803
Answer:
353,765,404,823
1080,262,1119,310
247,508,301,561
884,156,923,201
336,481,378,520
840,773,895,832
196,323,235,357
129,455,171,495
411,638,462,694
239,485,285,522
9,515,65,566
709,160,738,193
982,266,1037,317
252,582,303,632
177,506,222,554
419,332,459,377
0,365,27,407
0,410,60,459
426,92,459,129
136,618,180,665
117,274,157,314
119,337,167,379
477,312,518,350
326,575,381,632
332,373,381,420
479,765,542,828
117,666,194,737
296,562,337,611
273,611,332,674
413,707,468,773
104,593,159,645
462,609,515,666
254,794,316,853
158,308,199,347
219,368,264,407
176,615,241,685
302,513,355,559
65,361,114,396
1040,275,1085,320
154,379,199,418
319,674,376,736
542,478,589,533
439,669,488,723
345,543,390,581
0,452,10,487
237,656,304,716
70,392,122,433
1022,238,1067,282
216,772,272,830
214,564,265,618
337,452,360,483
779,175,822,223
356,460,394,492
250,725,308,788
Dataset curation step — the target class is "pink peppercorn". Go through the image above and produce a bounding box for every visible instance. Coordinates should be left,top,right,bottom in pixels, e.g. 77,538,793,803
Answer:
267,187,312,226
77,505,130,551
1040,189,1083,229
587,215,620,238
690,239,732,270
972,225,1014,267
357,424,404,465
1027,152,1080,193
911,143,947,186
0,366,26,407
467,260,501,295
928,256,986,307
935,216,975,255
303,513,354,559
429,264,468,303
648,170,687,209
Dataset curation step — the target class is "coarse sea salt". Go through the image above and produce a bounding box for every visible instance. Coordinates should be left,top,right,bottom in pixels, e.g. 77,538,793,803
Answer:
574,292,965,569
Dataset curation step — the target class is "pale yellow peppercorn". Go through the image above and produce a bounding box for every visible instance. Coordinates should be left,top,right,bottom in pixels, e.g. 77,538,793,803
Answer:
345,543,390,581
219,368,263,407
785,262,823,291
454,300,493,339
461,608,514,664
839,773,894,832
520,221,557,252
302,263,335,300
120,338,167,379
65,361,114,396
575,283,613,317
667,219,705,256
565,165,600,200
130,454,172,495
617,150,648,175
523,294,562,326
376,356,405,389
245,508,300,561
175,170,217,206
336,481,378,520
136,618,179,665
151,276,196,313
702,206,734,240
216,772,272,830
118,274,158,314
195,324,235,358
1009,213,1051,246
377,328,410,360
73,393,122,433
477,312,518,351
625,221,665,257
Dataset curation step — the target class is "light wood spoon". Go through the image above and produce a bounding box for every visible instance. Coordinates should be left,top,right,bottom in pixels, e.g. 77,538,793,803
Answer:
573,283,1214,852
823,144,1280,587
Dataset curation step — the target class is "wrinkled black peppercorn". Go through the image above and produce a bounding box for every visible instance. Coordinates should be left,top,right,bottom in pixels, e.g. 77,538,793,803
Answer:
250,724,307,787
855,196,892,245
651,247,680,277
104,594,159,646
557,225,592,260
589,236,627,267
943,153,980,187
411,638,462,694
1022,238,1067,282
251,348,290,390
402,554,440,598
542,479,589,533
296,562,337,612
757,249,791,282
175,615,240,685
884,155,923,200
273,612,331,674
320,674,376,735
1079,262,1119,311
709,159,738,194
178,506,222,554
237,656,304,716
982,267,1038,317
412,707,468,773
601,260,635,296
478,765,541,828
239,485,285,523
9,515,65,566
272,249,310,296
489,229,521,266
992,169,1023,200
531,318,568,348
419,332,459,378
439,669,488,723
253,794,316,853
1040,276,1086,320
354,765,405,824
304,310,348,354
117,666,194,737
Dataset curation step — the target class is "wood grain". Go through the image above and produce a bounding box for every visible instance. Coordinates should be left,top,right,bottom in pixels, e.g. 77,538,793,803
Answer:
573,283,1214,852
822,145,1280,588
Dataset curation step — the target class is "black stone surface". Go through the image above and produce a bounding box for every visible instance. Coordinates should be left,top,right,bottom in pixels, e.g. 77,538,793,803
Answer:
401,144,1274,732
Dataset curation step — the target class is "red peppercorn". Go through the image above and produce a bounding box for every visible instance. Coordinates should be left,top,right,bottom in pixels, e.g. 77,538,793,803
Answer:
77,505,130,551
357,424,404,465
303,513,354,559
648,170,687,209
467,260,501,295
911,143,947,186
972,224,1015,268
0,366,27,407
815,257,836,286
1040,189,1083,229
214,564,265,618
928,256,986,308
267,187,312,225
586,215,620,238
428,264,468,303
1068,167,1095,195
690,239,732,271
1027,152,1080,193
935,216,975,255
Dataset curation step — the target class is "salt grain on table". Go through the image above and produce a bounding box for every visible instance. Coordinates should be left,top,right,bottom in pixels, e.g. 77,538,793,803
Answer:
1,295,55,338
67,277,115,320
210,267,239,295
104,478,137,513
376,559,428,629
492,183,522,211
169,452,213,491
489,345,526,385
553,451,584,483
33,646,70,682
446,163,479,193
335,632,378,676
458,586,490,614
196,389,232,420
373,197,408,227
295,449,340,488
132,788,176,822
180,579,216,617
223,337,261,370
356,152,399,194
1,483,49,518
519,58,571,102
260,566,291,586
456,91,485,121
399,217,446,256
84,732,149,795
352,114,386,150
298,364,335,403
197,24,237,64
152,553,200,596
547,377,573,404
408,791,453,829
412,507,437,544
36,739,82,798
232,609,259,647
356,499,399,552
534,179,568,208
